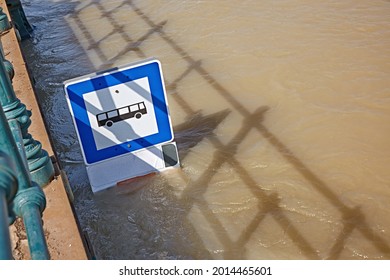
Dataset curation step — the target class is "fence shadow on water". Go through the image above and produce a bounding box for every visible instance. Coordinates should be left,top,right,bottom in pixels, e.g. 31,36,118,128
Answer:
61,0,390,259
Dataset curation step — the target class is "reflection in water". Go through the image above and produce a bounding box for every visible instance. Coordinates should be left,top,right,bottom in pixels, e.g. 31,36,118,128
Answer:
22,0,390,259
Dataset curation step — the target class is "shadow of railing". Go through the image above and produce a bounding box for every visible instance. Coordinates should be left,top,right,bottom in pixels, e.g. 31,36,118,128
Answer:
40,0,390,259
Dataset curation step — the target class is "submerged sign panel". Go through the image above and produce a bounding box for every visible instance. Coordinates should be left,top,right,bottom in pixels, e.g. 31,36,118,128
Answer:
64,59,173,164
64,59,178,192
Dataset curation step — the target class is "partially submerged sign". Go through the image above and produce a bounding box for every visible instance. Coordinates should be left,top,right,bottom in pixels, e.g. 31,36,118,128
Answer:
64,58,179,192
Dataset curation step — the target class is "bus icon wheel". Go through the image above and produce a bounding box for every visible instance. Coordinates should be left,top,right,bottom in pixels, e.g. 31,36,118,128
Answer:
135,112,142,119
105,120,114,127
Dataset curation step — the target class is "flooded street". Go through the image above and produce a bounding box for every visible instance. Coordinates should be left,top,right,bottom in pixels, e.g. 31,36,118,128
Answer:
21,0,390,259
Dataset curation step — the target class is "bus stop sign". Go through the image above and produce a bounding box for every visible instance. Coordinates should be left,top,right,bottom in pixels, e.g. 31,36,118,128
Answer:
64,59,178,192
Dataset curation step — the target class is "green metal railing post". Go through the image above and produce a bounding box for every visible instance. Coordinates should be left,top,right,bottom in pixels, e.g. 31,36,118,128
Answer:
0,18,50,257
0,151,17,260
3,58,14,80
0,45,54,188
5,0,32,40
0,97,49,259
0,7,11,33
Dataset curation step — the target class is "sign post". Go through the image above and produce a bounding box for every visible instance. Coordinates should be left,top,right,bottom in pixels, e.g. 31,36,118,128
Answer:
64,58,179,192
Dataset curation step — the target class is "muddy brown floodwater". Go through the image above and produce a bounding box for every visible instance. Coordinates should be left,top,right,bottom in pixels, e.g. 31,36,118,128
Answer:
22,0,390,259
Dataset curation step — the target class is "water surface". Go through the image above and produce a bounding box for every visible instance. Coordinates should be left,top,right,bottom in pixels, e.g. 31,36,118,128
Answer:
22,0,390,259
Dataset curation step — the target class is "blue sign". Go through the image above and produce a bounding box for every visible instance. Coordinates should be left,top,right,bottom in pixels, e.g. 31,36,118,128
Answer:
64,59,173,165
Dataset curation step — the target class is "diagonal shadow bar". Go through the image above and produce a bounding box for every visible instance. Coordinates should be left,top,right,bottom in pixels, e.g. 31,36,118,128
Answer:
327,206,362,259
167,60,202,91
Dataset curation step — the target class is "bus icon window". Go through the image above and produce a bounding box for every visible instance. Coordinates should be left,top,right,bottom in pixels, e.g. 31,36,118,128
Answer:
96,101,147,127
